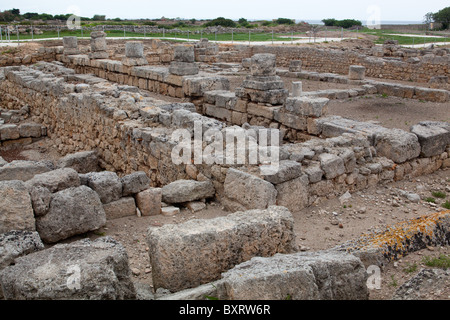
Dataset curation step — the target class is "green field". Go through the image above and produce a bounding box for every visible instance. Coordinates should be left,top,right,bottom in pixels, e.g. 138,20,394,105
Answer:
1,26,448,46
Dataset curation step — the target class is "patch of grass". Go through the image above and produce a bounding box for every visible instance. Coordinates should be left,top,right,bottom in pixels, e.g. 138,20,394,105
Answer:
442,201,450,210
431,191,446,199
389,275,398,287
425,197,436,203
403,263,418,274
380,93,389,98
422,254,450,270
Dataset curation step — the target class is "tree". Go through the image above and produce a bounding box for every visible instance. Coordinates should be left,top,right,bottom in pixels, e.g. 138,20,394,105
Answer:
238,18,248,26
433,6,450,29
424,12,434,24
10,8,20,16
92,14,106,21
0,10,15,22
322,18,337,26
203,17,237,28
275,18,294,25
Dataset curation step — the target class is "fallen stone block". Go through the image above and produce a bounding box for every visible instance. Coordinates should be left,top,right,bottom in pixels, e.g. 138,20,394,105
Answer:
374,128,421,163
0,237,136,300
35,186,106,243
161,180,215,204
57,151,99,174
26,168,80,193
221,250,368,300
0,180,35,234
86,171,123,204
121,171,151,196
223,168,277,211
103,197,137,220
275,174,309,213
135,188,162,216
160,206,180,216
410,121,450,157
0,230,44,269
147,206,296,292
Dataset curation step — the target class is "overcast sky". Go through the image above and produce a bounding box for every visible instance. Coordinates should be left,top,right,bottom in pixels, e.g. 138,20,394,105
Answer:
1,0,448,22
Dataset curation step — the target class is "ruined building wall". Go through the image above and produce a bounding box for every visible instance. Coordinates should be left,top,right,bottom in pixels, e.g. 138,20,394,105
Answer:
217,45,450,83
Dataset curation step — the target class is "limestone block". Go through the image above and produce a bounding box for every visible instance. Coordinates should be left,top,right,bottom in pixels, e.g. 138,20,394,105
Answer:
0,180,35,233
147,206,296,292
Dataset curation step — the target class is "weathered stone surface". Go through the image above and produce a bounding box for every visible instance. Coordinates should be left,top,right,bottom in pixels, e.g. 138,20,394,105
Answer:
26,168,80,193
125,41,144,58
221,250,368,300
27,185,52,217
35,186,106,243
18,123,42,138
0,124,20,140
223,168,277,211
284,97,329,118
0,237,136,300
374,129,421,163
250,53,276,76
0,160,52,181
0,156,6,167
263,160,302,184
86,171,123,204
161,180,215,204
393,268,450,300
136,188,162,216
410,121,450,157
57,151,99,174
147,206,296,292
348,65,366,80
160,206,180,216
0,180,35,233
289,60,302,72
319,153,345,179
169,61,199,76
173,45,195,63
103,197,136,220
0,230,44,269
275,174,309,213
121,171,150,196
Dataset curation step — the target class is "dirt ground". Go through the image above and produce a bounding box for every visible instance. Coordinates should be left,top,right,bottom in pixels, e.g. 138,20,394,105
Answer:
327,95,450,131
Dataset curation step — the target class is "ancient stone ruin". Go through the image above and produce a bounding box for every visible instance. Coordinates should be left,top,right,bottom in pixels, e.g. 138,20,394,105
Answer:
0,33,449,301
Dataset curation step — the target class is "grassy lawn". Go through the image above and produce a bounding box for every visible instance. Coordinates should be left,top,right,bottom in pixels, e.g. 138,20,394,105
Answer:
2,25,448,45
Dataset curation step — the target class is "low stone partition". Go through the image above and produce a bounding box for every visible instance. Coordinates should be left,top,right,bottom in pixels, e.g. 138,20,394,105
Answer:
277,68,449,103
217,44,450,84
58,49,229,100
1,63,449,215
0,122,47,149
146,206,297,292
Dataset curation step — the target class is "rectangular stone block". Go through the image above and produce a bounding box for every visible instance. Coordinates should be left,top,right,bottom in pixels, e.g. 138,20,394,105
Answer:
136,188,162,216
147,206,297,292
273,110,307,131
103,197,137,220
247,103,276,120
284,97,329,118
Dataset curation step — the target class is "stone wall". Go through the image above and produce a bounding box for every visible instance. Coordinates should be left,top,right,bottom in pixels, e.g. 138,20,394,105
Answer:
0,63,449,213
217,44,450,84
